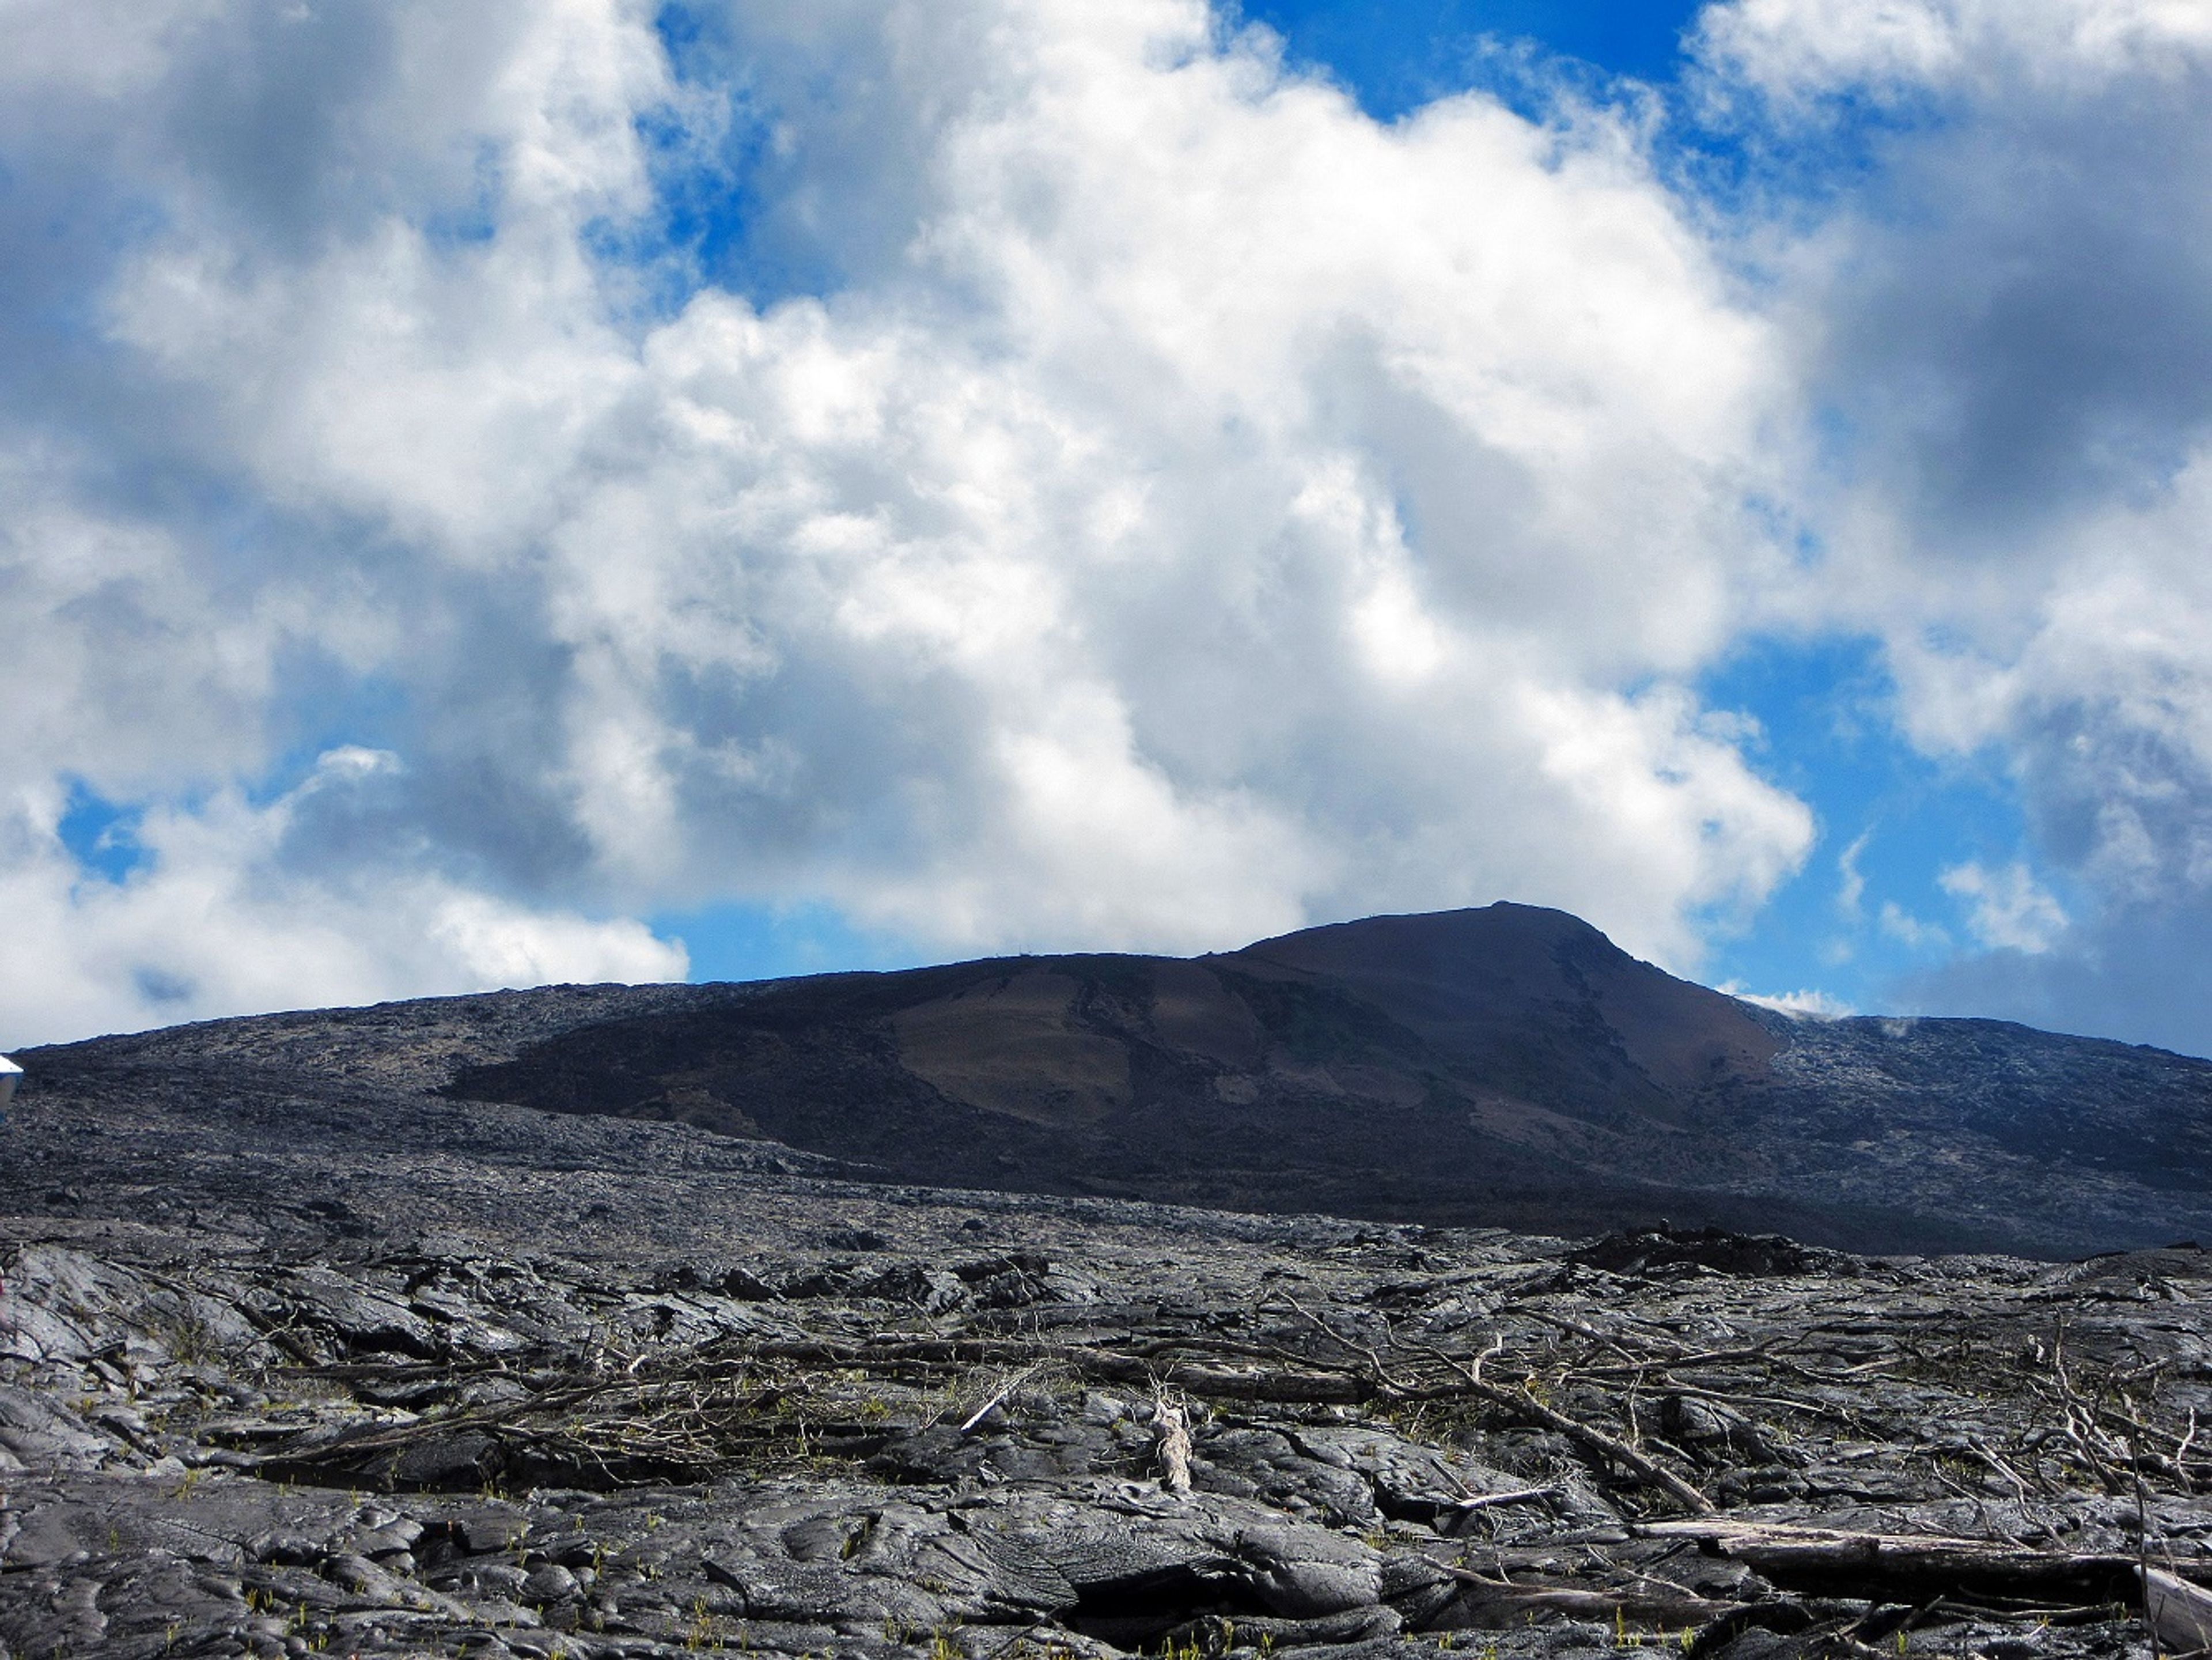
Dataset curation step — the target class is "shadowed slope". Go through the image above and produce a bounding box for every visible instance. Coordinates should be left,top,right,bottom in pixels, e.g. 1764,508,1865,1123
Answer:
1223,906,1782,1126
436,903,2212,1256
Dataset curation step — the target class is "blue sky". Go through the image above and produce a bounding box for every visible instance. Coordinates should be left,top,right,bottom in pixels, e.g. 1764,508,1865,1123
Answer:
6,0,2212,1055
1241,0,1709,112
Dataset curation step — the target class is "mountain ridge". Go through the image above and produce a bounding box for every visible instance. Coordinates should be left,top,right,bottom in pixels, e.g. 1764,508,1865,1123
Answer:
431,902,2212,1258
18,902,2211,1257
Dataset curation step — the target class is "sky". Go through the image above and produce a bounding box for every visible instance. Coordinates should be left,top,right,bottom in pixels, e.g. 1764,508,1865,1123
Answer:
6,0,2212,1055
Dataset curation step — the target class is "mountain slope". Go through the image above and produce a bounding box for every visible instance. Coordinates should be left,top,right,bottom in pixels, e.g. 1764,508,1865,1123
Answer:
8,909,2211,1660
434,903,2212,1256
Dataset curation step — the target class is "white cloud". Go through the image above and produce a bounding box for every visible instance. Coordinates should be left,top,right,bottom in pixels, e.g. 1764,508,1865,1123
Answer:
1696,0,2212,108
0,752,685,1049
1938,860,2067,955
0,0,1829,1043
16,0,2212,1052
1835,829,1869,917
1691,0,2212,1048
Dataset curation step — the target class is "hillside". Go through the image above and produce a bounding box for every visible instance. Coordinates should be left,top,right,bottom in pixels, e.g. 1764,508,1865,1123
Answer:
6,1018,2212,1660
7,916,2212,1659
406,904,2212,1259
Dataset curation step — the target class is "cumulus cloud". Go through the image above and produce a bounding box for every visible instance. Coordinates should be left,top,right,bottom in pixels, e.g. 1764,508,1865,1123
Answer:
0,752,684,1050
9,0,2211,1053
0,0,1824,1042
1690,0,2212,1050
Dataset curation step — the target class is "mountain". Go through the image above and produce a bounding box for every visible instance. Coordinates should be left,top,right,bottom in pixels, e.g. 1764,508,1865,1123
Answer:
421,903,2212,1258
12,1038,2212,1660
7,905,2212,1660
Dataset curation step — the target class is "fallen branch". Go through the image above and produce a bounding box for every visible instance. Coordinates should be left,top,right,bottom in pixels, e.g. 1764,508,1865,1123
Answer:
732,1334,1374,1404
1277,1304,1716,1515
1422,1350,1715,1515
1637,1518,2184,1604
2145,1567,2212,1654
1437,1566,1737,1628
956,1363,1042,1433
1450,1484,1559,1513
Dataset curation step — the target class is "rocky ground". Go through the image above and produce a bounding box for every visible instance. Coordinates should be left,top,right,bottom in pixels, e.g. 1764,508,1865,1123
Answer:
3,991,2212,1660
